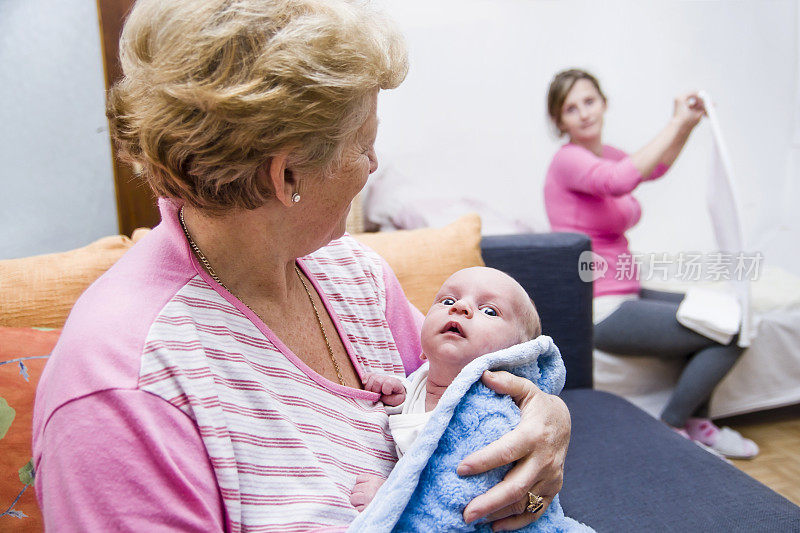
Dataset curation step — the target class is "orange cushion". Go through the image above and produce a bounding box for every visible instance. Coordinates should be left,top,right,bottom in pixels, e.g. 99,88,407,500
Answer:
353,213,484,314
0,327,60,531
0,230,151,329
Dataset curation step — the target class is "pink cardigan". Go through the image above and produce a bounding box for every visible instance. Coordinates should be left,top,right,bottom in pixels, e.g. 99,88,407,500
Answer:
544,143,668,297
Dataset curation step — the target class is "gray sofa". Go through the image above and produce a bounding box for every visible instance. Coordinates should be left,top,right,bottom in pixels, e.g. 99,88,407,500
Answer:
481,232,800,532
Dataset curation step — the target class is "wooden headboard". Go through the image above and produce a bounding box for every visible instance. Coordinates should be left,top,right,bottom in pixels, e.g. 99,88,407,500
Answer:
97,0,160,235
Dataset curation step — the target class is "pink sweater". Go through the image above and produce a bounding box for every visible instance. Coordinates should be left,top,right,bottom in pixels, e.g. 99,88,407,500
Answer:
544,143,668,297
32,199,425,532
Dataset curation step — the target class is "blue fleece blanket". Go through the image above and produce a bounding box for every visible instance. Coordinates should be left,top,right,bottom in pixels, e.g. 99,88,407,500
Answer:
347,336,593,533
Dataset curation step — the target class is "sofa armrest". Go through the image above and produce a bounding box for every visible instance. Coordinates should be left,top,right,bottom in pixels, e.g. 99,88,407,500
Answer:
481,232,593,389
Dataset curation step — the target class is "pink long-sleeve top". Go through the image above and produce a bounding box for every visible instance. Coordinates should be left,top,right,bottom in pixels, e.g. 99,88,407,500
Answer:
32,198,425,532
544,143,668,297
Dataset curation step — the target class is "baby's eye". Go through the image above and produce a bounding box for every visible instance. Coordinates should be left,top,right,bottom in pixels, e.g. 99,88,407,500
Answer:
481,306,498,317
441,297,456,306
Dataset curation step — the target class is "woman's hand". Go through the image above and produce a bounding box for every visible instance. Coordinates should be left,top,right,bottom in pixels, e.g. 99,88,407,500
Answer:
633,91,707,175
457,370,571,531
672,92,706,131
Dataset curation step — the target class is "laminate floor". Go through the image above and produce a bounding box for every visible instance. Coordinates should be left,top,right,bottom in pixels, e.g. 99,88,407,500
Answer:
720,403,800,506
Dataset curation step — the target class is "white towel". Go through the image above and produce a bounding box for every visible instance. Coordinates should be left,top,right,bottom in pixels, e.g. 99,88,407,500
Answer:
677,286,741,345
699,91,752,347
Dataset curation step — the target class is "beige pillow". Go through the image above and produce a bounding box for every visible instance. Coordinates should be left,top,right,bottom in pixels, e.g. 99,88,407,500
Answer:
0,229,151,328
353,213,484,314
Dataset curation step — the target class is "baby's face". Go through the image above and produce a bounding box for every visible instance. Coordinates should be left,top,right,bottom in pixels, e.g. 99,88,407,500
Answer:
421,267,532,369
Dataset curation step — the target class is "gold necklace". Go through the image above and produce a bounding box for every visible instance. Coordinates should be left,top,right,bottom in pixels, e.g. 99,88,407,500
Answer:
178,208,346,387
294,266,346,387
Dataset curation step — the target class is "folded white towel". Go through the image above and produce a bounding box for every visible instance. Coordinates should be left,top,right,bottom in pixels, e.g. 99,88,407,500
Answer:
677,286,741,344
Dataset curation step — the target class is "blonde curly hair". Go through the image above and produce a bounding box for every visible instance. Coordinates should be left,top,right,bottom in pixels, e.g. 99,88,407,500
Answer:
108,0,408,211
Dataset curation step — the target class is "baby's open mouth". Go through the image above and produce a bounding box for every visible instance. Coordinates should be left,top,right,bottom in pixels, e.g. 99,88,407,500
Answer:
442,321,465,338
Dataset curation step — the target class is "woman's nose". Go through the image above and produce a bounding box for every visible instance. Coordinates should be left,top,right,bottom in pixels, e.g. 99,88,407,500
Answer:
578,106,589,120
449,300,473,317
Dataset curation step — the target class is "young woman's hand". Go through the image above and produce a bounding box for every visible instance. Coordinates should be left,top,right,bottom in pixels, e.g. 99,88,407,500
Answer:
673,92,706,131
458,370,571,531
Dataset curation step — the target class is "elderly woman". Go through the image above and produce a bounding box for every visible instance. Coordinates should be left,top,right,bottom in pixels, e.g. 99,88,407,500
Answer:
543,69,757,459
32,1,570,530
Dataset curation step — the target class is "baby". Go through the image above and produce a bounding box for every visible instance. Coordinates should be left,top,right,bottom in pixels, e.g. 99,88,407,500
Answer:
351,266,541,511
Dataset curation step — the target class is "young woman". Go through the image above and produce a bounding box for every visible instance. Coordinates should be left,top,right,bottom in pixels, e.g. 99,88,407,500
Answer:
543,69,758,459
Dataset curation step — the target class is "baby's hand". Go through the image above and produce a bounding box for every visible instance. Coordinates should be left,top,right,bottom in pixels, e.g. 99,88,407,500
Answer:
350,474,386,512
364,372,406,407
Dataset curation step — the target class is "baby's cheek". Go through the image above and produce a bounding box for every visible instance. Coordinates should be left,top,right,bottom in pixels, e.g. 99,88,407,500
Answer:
419,329,435,355
476,333,506,354
478,327,520,355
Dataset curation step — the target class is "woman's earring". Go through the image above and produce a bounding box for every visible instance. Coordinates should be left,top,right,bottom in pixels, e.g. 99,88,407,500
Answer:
291,178,301,203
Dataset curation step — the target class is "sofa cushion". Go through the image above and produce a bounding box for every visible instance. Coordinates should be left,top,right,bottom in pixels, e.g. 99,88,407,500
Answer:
0,326,59,530
0,230,150,329
353,213,484,314
560,389,800,532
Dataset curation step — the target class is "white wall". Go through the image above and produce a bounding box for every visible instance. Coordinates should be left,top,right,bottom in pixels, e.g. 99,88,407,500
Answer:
372,0,799,273
3,0,797,276
0,0,117,260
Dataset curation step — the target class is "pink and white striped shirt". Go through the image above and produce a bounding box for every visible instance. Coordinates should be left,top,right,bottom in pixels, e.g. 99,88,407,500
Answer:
32,199,424,532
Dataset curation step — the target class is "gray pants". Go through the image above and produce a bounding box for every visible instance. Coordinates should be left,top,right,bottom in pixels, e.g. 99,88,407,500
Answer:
594,289,744,427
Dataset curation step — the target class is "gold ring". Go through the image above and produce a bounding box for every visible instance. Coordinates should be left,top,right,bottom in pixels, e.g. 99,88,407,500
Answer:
526,492,544,514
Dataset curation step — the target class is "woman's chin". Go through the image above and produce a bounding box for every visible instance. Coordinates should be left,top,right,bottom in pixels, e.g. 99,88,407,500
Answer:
570,135,601,149
583,125,603,140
